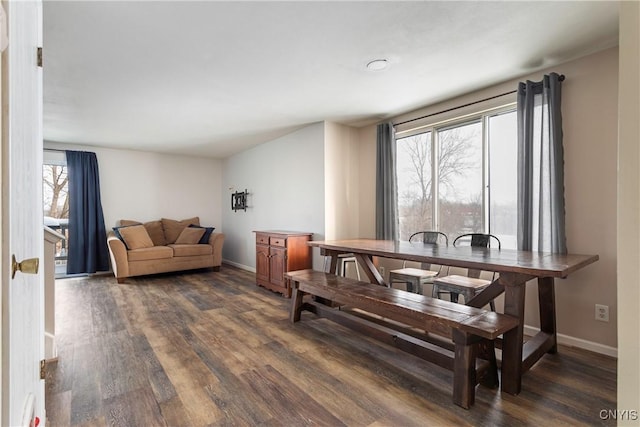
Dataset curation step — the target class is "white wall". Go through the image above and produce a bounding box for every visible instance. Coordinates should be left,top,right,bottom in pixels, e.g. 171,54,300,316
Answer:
547,48,618,353
43,142,222,230
357,125,377,238
221,123,325,270
616,0,640,418
324,121,361,240
356,48,620,353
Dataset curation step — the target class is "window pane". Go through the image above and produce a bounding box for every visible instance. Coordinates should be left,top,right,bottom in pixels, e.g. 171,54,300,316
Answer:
488,111,517,249
43,164,69,220
437,121,483,238
396,132,432,240
43,164,69,265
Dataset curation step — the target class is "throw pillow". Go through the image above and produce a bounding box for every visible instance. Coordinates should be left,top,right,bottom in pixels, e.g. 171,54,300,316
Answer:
174,227,206,245
119,219,166,246
143,220,167,246
188,224,216,244
118,225,154,250
112,226,131,249
161,217,200,244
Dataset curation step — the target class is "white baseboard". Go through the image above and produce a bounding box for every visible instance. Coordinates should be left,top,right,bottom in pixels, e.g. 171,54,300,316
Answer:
222,259,255,273
523,325,618,358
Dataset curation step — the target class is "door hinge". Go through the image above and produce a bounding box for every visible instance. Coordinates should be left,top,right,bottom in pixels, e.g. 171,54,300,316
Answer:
39,359,46,380
37,47,42,67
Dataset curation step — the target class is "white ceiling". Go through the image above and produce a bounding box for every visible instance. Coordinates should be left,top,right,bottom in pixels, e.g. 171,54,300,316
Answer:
43,1,619,159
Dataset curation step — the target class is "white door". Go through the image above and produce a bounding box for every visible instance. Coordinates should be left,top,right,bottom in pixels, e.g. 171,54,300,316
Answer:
1,1,44,426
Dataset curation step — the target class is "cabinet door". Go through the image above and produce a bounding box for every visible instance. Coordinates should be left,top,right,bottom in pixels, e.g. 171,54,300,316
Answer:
269,246,287,288
256,244,270,283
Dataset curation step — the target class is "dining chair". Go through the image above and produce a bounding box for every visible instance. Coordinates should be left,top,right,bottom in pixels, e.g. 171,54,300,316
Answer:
431,233,501,311
387,231,448,294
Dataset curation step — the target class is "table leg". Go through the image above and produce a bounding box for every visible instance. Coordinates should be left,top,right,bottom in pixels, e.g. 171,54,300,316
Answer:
499,272,528,395
467,279,504,308
290,280,305,323
321,249,340,274
317,249,340,306
538,277,557,354
353,253,385,286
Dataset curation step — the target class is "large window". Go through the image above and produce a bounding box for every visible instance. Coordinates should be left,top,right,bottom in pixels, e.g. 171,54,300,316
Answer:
396,106,517,248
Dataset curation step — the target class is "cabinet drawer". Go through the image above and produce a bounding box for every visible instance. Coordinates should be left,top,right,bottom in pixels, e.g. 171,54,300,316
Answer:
270,236,286,247
256,233,269,245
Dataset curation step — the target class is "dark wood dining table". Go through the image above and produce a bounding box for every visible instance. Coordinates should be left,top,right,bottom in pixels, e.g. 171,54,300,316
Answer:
309,239,599,395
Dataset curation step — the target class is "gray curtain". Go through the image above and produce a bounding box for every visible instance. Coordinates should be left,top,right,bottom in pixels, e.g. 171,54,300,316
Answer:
517,73,567,253
376,122,398,240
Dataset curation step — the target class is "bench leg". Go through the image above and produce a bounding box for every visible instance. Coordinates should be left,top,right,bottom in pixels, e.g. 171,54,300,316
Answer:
452,329,477,409
477,339,499,388
290,280,305,323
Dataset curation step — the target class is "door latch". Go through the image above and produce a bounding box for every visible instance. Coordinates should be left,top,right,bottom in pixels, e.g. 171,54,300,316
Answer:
11,255,39,279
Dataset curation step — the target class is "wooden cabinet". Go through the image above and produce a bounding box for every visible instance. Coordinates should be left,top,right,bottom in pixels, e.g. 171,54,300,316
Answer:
254,230,313,297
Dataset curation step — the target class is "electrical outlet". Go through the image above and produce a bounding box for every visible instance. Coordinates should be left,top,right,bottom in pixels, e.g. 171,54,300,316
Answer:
379,266,385,277
595,304,609,322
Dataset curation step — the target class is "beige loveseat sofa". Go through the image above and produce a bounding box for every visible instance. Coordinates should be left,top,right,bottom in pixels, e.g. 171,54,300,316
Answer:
107,217,224,283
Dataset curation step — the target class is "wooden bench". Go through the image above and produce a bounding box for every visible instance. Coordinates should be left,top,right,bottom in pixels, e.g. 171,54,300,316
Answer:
285,269,519,409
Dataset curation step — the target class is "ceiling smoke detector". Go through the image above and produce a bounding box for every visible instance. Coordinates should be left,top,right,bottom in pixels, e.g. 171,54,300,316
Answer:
366,59,389,71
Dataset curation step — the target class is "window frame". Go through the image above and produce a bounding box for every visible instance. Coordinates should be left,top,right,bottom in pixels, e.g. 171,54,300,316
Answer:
395,102,517,241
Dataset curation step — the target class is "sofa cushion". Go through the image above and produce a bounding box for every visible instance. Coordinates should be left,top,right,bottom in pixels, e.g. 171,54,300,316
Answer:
161,217,200,244
169,244,213,257
120,219,167,246
142,220,167,246
188,224,216,244
175,227,206,244
118,225,154,250
128,246,174,261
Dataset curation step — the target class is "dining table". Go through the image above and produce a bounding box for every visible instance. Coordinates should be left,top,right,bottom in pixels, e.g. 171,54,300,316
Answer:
309,238,599,395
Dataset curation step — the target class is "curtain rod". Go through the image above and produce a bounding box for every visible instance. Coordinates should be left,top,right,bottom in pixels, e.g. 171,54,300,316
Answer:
394,74,565,128
44,148,67,153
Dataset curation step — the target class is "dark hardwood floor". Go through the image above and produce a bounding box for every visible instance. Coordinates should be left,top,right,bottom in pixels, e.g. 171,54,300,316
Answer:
46,265,616,426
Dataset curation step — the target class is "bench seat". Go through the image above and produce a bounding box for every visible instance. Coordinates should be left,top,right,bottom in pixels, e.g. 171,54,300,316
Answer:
285,269,519,409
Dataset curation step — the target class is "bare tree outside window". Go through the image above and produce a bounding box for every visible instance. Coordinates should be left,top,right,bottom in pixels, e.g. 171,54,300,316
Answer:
43,164,69,265
397,123,481,240
43,164,69,219
397,132,432,240
438,122,483,238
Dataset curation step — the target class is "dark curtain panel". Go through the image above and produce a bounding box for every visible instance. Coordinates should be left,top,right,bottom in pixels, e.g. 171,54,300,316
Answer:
66,150,110,273
375,122,398,240
517,73,567,253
